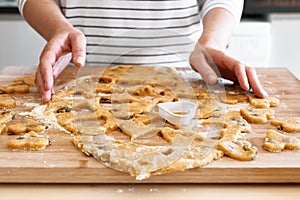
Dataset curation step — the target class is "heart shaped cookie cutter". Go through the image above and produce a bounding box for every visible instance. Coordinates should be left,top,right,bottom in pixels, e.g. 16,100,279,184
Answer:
157,100,197,126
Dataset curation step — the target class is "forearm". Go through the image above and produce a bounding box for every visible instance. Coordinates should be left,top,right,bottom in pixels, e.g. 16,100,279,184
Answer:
199,8,238,50
22,0,73,41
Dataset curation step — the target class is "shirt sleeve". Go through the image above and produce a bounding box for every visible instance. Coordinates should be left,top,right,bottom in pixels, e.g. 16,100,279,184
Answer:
17,0,27,16
201,0,244,24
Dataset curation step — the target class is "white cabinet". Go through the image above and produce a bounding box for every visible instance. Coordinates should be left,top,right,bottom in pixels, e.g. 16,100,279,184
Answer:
0,14,45,70
226,15,300,79
226,19,272,68
269,13,300,79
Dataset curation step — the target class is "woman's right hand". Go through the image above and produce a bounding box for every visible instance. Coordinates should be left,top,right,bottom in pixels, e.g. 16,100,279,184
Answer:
35,28,86,103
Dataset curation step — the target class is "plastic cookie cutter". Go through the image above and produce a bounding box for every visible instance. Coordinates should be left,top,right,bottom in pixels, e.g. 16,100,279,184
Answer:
157,100,197,126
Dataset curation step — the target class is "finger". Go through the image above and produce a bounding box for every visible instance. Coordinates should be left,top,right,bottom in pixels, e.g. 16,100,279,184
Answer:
246,66,268,98
233,62,250,91
213,52,249,90
69,31,86,67
190,50,218,84
35,68,52,103
39,44,58,91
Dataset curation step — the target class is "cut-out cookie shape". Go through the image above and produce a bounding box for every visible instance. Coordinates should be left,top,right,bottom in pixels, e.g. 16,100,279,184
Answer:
8,131,50,151
248,96,280,108
0,110,16,124
0,82,30,94
0,110,15,137
13,75,35,87
7,118,45,135
55,112,77,134
195,98,221,119
0,124,7,134
202,110,251,133
240,107,274,123
263,129,300,152
271,117,300,132
0,94,16,108
217,140,257,161
219,93,248,104
218,126,243,143
193,87,212,100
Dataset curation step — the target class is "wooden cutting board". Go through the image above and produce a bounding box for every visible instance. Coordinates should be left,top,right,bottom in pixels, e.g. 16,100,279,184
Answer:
0,66,299,183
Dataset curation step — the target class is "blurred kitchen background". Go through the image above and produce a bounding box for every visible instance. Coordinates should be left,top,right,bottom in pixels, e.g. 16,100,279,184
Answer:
0,0,299,78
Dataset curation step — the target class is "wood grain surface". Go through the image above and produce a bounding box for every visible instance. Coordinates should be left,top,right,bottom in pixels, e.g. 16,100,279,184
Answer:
0,66,299,183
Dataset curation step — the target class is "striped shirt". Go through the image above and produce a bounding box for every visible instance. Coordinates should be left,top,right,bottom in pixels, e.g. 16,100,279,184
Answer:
18,0,243,67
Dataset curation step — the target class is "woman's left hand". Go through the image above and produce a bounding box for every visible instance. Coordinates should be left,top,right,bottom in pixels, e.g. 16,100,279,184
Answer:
190,44,268,98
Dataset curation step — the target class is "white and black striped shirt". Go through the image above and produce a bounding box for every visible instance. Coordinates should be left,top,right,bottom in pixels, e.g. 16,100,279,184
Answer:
19,0,243,67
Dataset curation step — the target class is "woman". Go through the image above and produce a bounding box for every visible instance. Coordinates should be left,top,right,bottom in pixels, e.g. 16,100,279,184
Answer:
18,0,267,102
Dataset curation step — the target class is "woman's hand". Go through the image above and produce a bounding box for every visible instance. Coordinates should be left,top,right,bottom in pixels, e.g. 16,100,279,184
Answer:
21,0,87,103
36,28,86,103
190,7,267,98
190,44,268,98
